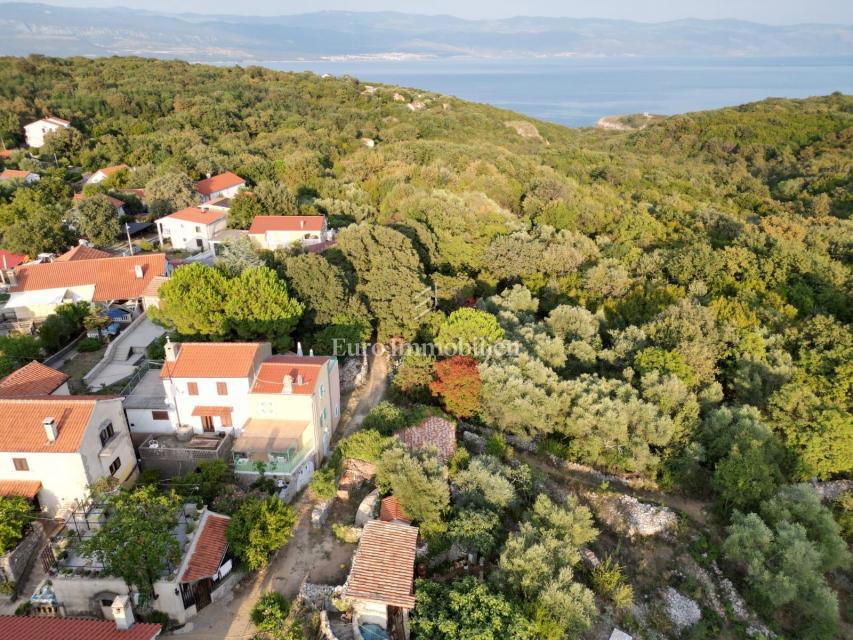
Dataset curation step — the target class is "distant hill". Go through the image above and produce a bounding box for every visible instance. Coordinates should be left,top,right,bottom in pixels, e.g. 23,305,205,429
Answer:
0,3,851,61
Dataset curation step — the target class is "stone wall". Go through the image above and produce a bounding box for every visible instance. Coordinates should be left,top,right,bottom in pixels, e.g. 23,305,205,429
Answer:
0,522,46,595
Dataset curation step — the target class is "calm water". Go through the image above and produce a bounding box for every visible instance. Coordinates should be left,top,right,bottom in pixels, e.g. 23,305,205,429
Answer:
266,57,853,127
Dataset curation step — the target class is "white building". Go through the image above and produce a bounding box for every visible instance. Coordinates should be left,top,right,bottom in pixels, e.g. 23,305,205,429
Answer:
126,340,341,492
156,207,227,252
86,164,129,185
248,215,330,251
0,169,39,183
0,396,138,516
23,116,70,149
194,172,245,203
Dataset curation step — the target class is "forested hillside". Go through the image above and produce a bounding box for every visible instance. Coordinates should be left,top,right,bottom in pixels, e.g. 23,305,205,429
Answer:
0,56,850,638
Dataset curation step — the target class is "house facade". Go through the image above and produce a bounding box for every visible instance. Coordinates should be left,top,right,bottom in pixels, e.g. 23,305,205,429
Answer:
24,116,70,148
4,252,167,321
194,172,245,203
156,207,227,252
0,396,138,516
86,164,129,185
127,340,341,494
248,215,329,251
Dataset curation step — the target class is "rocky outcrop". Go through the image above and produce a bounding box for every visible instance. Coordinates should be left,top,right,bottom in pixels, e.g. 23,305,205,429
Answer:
312,499,334,528
340,353,368,393
591,494,677,537
662,587,701,631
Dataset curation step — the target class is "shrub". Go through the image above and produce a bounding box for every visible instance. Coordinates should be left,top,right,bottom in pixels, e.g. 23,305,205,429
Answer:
0,497,31,554
142,610,171,628
337,430,393,464
590,556,634,609
78,337,102,352
138,239,155,252
310,464,337,500
250,591,290,631
332,523,361,544
227,497,296,571
485,434,509,459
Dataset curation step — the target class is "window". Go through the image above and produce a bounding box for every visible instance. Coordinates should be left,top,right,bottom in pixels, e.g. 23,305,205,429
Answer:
216,381,228,396
109,457,121,475
99,422,115,447
187,382,199,396
195,225,201,233
319,383,324,398
221,411,232,427
334,405,340,418
13,458,29,471
152,410,169,421
260,401,272,415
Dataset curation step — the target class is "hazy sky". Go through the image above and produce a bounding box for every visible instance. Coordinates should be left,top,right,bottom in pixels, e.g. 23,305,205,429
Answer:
34,1,853,24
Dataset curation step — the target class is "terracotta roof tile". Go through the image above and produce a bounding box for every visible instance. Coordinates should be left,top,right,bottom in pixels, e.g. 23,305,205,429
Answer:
249,216,325,234
0,397,106,453
161,207,225,225
0,480,41,499
379,495,410,524
0,169,35,181
345,520,418,609
54,245,113,262
0,616,160,640
250,355,329,395
141,275,169,298
38,116,70,126
160,343,263,379
397,416,457,462
0,249,27,269
190,406,233,417
12,253,167,301
95,164,129,177
0,361,69,397
194,172,245,196
181,512,230,582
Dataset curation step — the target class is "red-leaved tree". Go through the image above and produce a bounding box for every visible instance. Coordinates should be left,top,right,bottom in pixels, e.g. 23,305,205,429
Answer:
429,355,481,419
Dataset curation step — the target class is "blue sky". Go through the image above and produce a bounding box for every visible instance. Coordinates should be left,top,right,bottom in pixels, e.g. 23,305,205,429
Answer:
34,1,853,24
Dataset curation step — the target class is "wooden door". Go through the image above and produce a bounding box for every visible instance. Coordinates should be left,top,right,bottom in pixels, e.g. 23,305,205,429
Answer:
192,579,212,611
201,415,214,432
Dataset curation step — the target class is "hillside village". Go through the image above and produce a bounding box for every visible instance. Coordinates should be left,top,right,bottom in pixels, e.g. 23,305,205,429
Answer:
0,56,850,640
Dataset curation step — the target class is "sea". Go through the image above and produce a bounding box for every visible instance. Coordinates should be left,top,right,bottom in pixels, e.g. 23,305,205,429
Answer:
266,56,853,127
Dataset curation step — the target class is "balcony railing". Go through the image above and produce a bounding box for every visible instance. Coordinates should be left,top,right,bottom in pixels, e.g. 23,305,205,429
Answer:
233,447,311,475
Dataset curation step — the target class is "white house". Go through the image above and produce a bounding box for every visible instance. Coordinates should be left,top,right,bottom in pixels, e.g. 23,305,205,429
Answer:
248,215,330,251
156,207,227,252
24,116,70,148
127,340,341,493
0,396,139,516
4,252,167,321
86,164,129,185
0,169,39,184
194,172,245,203
0,360,70,397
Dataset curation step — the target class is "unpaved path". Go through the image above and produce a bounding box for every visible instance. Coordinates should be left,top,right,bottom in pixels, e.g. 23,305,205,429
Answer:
169,349,390,638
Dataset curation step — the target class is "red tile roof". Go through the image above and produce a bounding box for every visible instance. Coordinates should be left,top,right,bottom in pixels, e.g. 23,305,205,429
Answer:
0,249,27,269
38,116,71,126
181,512,231,583
249,216,325,234
0,480,42,499
54,245,113,262
397,416,457,462
95,164,129,177
141,275,168,298
0,169,35,181
12,253,167,301
160,343,263,379
194,172,245,196
0,361,69,397
345,520,418,609
250,355,329,395
72,193,125,209
379,495,410,524
0,149,14,159
0,397,107,453
0,616,160,640
161,207,225,225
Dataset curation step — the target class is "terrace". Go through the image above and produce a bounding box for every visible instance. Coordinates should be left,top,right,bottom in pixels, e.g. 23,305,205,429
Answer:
232,418,313,476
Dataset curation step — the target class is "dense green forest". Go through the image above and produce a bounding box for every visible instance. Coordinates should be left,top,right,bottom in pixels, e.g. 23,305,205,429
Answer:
0,56,850,639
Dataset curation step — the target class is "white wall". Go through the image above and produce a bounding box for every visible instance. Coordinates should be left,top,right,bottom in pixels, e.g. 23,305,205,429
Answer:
24,121,67,148
0,450,88,516
157,218,226,252
77,399,139,488
200,184,243,203
125,408,176,435
164,376,252,434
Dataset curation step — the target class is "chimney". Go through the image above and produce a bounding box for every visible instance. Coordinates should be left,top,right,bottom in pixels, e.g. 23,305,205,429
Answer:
134,264,144,279
43,417,57,442
309,348,314,357
164,337,181,362
296,373,303,386
296,342,303,357
111,595,135,631
300,219,305,229
282,375,293,395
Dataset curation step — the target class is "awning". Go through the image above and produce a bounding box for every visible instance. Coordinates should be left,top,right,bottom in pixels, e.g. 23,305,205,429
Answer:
0,479,42,500
191,406,233,418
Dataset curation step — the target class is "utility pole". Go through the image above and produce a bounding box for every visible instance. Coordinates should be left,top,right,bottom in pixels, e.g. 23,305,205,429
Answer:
125,222,134,256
